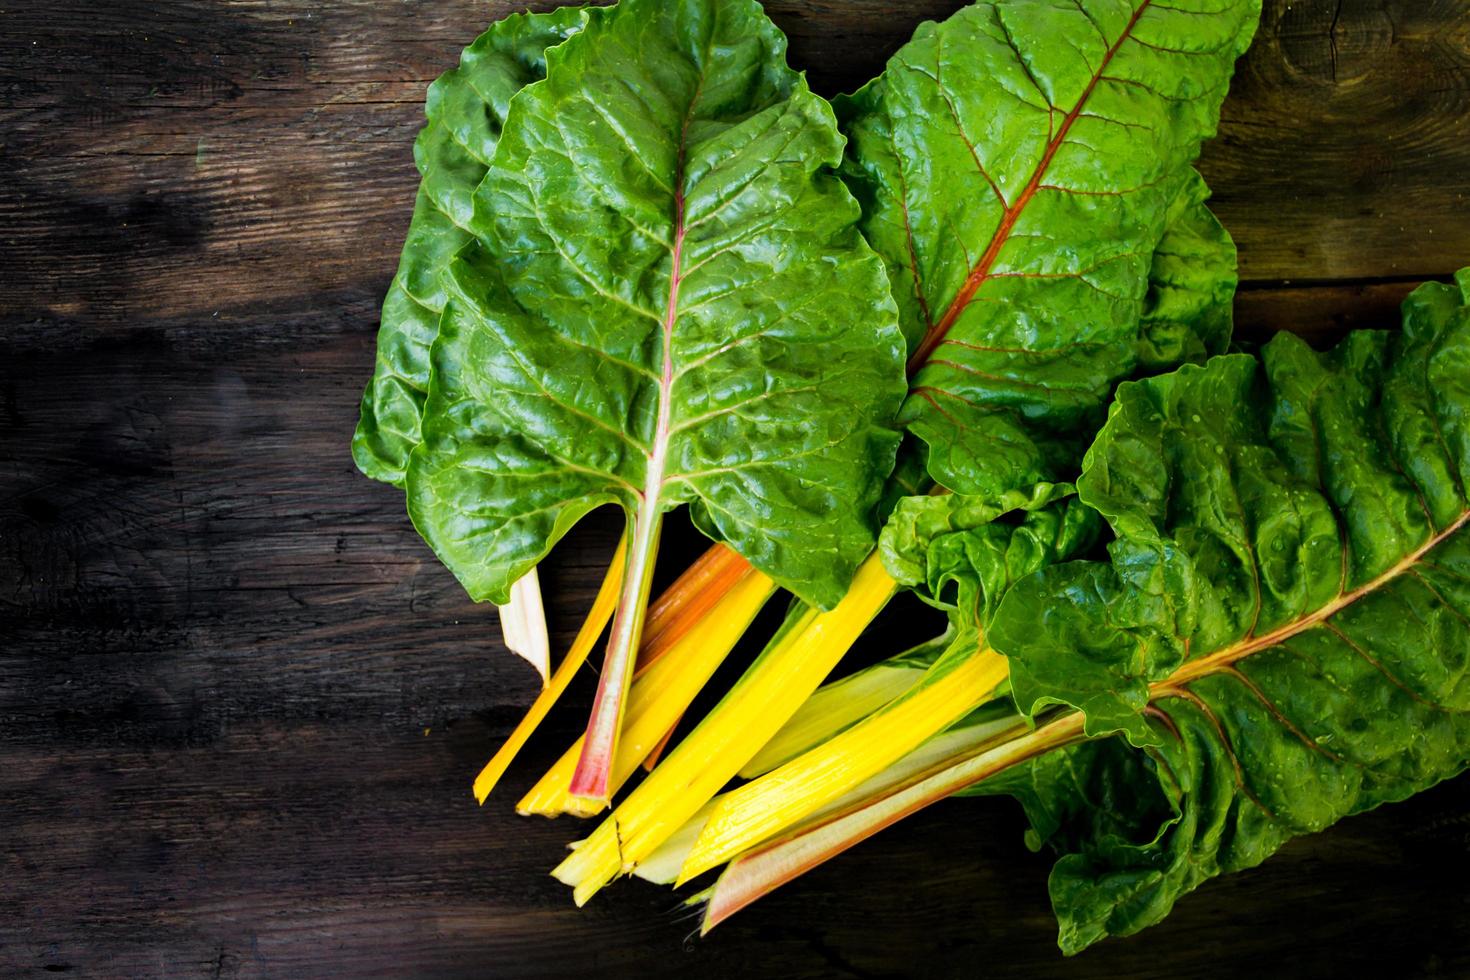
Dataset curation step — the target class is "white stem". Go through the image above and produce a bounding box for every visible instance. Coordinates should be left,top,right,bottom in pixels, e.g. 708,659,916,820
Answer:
496,568,550,688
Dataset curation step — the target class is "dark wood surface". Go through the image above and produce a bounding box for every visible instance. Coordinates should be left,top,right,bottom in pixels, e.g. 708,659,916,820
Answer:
4,1,1469,976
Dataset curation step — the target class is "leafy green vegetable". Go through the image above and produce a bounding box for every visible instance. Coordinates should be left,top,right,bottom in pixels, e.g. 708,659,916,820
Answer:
1135,168,1237,371
982,273,1470,953
838,0,1260,495
353,6,599,485
880,481,1099,629
682,184,1240,917
872,165,1233,516
350,5,1468,959
404,0,906,798
662,0,1255,854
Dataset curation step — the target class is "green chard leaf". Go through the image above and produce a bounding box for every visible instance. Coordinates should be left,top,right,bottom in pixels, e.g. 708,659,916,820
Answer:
838,0,1260,496
405,0,906,798
873,162,1231,635
982,272,1470,953
880,482,1100,630
352,6,599,485
1135,168,1236,371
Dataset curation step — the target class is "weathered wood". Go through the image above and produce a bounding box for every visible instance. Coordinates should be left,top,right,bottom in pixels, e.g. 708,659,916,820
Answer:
3,0,1470,976
4,728,1467,977
1201,0,1470,282
1233,277,1433,344
2,0,1467,332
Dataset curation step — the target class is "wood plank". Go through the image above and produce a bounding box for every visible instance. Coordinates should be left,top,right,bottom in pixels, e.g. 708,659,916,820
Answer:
3,726,1467,978
1233,277,1434,344
1199,0,1470,282
2,0,1467,333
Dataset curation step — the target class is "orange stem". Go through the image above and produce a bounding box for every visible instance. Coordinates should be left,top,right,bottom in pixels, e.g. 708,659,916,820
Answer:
642,711,684,771
641,543,749,659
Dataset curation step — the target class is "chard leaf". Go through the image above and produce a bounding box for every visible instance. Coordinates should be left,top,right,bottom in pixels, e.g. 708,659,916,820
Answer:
405,0,905,797
875,162,1231,634
984,273,1470,953
409,0,904,607
1135,168,1236,371
352,6,598,485
879,483,1099,629
838,0,1260,496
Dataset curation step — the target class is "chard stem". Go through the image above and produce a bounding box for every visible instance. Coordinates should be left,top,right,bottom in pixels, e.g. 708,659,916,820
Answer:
552,553,898,905
701,708,1085,932
569,508,665,802
640,711,683,771
678,642,1009,883
518,568,775,817
738,633,950,779
477,537,738,808
641,543,746,656
634,546,752,771
636,545,750,673
635,704,1022,886
516,549,766,815
496,567,551,687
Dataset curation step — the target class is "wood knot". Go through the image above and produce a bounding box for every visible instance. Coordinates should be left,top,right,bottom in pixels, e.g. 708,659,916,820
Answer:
1275,2,1395,86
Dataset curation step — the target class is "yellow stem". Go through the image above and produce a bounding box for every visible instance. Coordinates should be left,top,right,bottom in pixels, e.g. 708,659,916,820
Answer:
472,535,626,804
639,544,749,668
551,553,898,906
678,644,1009,883
738,658,930,780
517,568,776,817
701,709,1082,934
634,707,1022,886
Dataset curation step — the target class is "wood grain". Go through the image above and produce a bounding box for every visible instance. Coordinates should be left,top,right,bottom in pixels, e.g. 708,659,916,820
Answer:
1203,0,1470,282
2,1,1469,976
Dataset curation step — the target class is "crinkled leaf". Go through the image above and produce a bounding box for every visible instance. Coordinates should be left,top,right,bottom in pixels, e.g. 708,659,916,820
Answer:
871,161,1230,616
406,0,906,609
880,483,1099,629
838,0,1260,496
984,272,1470,953
1135,168,1236,371
352,6,598,485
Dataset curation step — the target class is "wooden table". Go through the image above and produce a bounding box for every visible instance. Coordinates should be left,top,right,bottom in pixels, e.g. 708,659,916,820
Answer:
4,1,1469,976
